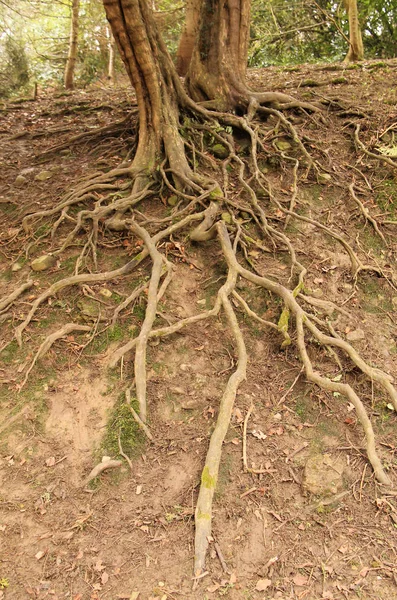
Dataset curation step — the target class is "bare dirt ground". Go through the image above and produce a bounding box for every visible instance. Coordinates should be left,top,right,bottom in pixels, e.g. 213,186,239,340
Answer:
1,60,397,600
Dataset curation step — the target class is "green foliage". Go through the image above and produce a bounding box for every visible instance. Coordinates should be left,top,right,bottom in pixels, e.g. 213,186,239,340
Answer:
101,395,145,458
0,36,30,98
249,0,397,67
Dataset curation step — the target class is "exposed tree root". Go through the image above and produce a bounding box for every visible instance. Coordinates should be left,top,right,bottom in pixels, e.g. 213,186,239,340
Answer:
0,280,33,312
354,124,397,170
3,86,397,583
83,458,123,487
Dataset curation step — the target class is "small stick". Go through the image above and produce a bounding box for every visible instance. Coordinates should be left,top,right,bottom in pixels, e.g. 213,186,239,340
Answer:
359,463,367,503
285,441,309,463
214,540,230,574
125,389,154,441
276,366,304,406
118,428,133,471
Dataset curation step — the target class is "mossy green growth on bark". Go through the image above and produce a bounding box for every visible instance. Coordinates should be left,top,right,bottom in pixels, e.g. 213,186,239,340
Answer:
201,465,217,488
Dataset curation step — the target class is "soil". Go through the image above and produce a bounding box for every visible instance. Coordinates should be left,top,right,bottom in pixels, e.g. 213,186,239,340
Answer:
1,60,397,600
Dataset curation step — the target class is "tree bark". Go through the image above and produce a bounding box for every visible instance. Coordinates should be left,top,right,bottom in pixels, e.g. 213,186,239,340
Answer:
103,0,192,187
107,26,116,84
176,0,202,76
186,0,251,111
64,0,80,90
344,0,364,62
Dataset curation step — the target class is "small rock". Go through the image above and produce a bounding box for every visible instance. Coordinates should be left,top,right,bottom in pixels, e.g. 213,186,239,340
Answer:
21,167,35,176
167,195,178,206
346,328,365,342
99,288,112,298
211,143,229,159
11,262,23,272
302,453,344,496
171,387,185,395
275,139,292,152
77,299,103,321
15,174,27,187
31,255,57,271
318,173,332,184
35,170,53,181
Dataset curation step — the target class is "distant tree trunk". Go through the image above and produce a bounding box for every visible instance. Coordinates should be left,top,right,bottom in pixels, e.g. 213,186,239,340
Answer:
176,0,202,76
344,0,364,62
64,0,80,89
186,0,251,111
107,26,116,84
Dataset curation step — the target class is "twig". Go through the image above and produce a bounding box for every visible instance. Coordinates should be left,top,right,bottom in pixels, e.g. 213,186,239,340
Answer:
276,366,304,406
125,388,154,441
118,428,133,471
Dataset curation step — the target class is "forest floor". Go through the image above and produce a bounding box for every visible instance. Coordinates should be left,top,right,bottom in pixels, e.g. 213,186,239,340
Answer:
1,59,397,600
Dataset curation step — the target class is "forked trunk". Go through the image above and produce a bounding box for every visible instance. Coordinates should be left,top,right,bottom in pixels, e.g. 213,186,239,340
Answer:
103,0,191,185
64,0,80,90
344,0,364,62
186,0,251,111
176,0,202,76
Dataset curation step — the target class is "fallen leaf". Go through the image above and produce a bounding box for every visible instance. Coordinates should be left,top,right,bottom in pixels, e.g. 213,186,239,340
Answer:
293,573,308,586
101,572,109,585
206,583,221,593
45,457,56,467
94,559,106,572
255,578,271,591
251,429,267,440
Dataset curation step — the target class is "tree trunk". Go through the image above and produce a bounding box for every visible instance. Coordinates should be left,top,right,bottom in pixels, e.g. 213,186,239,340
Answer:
107,26,116,84
176,0,202,76
64,0,80,90
186,0,251,111
344,0,364,62
103,0,193,188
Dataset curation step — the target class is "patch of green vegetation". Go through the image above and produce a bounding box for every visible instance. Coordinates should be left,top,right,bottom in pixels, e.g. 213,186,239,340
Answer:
1,269,13,282
0,340,20,364
295,395,310,422
89,323,125,353
375,178,397,217
0,203,18,216
100,394,145,459
133,302,146,320
360,274,393,314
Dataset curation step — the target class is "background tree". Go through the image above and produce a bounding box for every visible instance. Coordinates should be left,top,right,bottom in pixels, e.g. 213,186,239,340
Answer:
344,0,364,61
64,0,80,89
175,0,201,75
